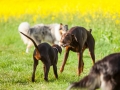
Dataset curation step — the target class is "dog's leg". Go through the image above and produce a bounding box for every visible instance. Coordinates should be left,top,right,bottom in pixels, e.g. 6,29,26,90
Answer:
77,51,84,76
32,58,38,82
77,53,84,73
87,41,95,64
53,64,58,79
26,41,33,53
89,48,95,64
60,47,70,73
78,45,87,72
43,63,50,81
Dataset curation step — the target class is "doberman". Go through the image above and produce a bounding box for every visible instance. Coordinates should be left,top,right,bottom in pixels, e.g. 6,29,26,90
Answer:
59,26,95,76
20,32,62,81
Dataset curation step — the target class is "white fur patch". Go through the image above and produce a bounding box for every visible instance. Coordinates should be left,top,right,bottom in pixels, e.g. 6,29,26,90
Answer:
18,22,30,44
100,74,112,90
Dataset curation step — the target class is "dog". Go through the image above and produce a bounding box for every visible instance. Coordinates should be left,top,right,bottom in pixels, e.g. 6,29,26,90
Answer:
18,22,68,53
67,53,120,90
20,32,62,81
59,26,95,76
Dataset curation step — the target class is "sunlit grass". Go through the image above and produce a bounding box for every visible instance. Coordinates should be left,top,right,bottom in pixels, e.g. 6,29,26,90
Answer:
0,13,120,89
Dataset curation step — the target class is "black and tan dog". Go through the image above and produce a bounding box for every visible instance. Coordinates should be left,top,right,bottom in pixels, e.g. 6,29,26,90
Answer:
59,26,95,76
67,53,120,90
20,32,62,81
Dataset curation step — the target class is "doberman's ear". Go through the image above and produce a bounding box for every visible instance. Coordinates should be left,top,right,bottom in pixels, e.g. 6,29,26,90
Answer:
58,46,62,54
71,34,78,42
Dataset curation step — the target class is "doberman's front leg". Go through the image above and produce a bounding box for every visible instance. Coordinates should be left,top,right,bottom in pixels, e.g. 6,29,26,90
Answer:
60,47,70,73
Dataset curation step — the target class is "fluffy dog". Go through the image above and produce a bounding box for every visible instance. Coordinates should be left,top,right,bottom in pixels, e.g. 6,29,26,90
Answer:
59,26,95,76
20,32,62,81
18,22,68,53
67,53,120,90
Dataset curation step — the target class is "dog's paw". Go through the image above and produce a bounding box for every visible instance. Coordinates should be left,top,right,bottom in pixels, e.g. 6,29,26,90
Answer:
44,78,48,82
77,68,83,76
60,67,64,73
32,79,35,82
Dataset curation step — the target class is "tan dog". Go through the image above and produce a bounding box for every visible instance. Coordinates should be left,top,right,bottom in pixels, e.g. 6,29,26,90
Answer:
59,26,95,76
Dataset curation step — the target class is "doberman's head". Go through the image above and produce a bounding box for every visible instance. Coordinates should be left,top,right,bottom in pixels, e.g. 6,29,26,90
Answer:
59,33,78,47
52,44,62,54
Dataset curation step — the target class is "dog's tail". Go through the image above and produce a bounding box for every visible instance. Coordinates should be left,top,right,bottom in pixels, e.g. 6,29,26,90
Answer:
67,75,94,90
18,22,30,44
89,29,92,33
20,32,39,51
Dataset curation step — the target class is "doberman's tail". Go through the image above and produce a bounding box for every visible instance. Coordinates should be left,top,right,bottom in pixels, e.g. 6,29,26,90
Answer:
20,32,39,52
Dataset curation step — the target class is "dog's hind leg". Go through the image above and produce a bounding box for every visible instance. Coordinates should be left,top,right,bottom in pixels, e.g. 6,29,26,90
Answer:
87,40,95,64
32,57,39,82
43,57,51,81
77,48,86,73
43,64,50,81
89,48,95,64
53,64,58,79
77,45,87,72
26,40,33,53
77,51,84,76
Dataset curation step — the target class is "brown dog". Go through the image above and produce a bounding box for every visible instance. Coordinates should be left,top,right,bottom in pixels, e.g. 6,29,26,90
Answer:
67,53,120,90
20,32,62,81
59,26,95,76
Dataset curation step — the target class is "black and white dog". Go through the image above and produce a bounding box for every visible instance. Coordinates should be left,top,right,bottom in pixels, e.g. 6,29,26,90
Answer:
18,22,68,53
67,53,120,90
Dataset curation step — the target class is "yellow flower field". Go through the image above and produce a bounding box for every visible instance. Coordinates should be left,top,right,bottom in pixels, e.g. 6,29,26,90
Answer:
0,0,120,21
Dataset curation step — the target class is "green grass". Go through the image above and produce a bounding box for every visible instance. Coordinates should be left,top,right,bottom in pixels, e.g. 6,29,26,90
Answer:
0,13,120,90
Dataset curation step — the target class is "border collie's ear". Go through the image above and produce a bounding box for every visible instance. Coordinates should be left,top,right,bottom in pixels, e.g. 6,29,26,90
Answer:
65,25,68,31
71,34,78,42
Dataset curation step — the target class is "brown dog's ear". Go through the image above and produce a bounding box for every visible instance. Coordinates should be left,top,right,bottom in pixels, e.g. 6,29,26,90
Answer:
71,34,78,42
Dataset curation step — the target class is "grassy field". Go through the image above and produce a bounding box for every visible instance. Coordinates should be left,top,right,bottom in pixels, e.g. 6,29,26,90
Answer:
0,0,120,90
0,14,120,90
